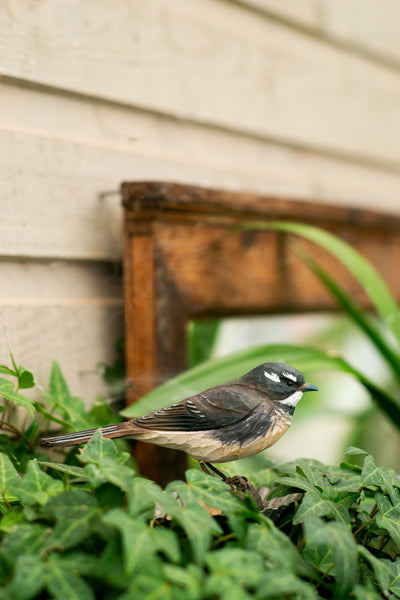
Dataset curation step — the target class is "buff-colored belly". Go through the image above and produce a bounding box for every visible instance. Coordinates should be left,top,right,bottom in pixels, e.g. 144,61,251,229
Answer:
133,417,291,463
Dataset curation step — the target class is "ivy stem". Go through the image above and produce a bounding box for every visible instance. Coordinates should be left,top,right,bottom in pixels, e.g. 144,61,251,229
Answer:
0,421,35,452
353,517,377,538
369,503,379,518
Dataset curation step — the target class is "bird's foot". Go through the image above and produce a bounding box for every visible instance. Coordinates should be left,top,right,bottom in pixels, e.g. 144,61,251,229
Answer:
225,476,264,509
224,475,250,492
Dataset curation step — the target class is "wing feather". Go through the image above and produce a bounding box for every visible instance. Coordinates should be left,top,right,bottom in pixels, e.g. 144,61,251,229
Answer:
134,384,262,431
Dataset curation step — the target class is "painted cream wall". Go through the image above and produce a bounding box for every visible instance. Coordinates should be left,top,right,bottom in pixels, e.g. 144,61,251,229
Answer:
1,0,400,401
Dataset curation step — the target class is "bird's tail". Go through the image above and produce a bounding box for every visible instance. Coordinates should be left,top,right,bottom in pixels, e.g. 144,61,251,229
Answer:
40,421,134,448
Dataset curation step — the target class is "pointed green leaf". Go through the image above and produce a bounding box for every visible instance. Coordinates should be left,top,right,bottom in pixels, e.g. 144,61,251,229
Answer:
103,509,180,574
302,256,400,387
9,555,46,600
375,493,400,549
0,366,16,377
0,524,49,569
79,429,129,465
44,361,93,429
36,461,86,479
344,447,368,456
167,469,244,514
46,558,95,600
17,369,35,390
359,546,400,597
84,459,133,492
171,503,221,565
128,477,177,518
294,488,350,525
246,522,311,576
303,518,357,599
0,452,20,503
14,461,63,506
258,221,400,344
256,569,319,600
41,490,98,551
0,379,35,418
205,548,264,587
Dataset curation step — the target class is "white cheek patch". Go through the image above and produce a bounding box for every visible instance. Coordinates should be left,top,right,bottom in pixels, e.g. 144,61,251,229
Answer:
283,371,297,382
264,371,280,383
279,390,303,407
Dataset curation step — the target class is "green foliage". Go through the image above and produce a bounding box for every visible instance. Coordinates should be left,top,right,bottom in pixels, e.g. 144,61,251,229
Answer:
1,359,400,598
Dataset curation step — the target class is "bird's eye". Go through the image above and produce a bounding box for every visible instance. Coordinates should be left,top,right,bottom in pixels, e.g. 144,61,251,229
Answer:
285,379,294,387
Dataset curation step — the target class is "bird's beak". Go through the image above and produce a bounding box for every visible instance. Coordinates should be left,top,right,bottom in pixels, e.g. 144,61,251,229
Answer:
300,382,319,392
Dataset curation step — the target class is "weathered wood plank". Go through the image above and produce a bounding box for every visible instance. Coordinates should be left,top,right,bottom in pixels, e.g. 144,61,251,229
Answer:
2,0,400,165
0,260,123,402
236,0,400,66
3,119,400,261
0,304,123,403
123,221,187,484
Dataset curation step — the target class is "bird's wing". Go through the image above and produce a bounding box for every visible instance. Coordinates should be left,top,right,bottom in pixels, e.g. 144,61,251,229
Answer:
133,384,261,431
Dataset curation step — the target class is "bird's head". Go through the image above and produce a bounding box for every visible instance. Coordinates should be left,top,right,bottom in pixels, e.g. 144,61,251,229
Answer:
240,362,318,408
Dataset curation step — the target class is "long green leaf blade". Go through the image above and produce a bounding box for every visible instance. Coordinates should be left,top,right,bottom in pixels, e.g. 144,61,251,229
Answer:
304,257,400,384
241,221,400,345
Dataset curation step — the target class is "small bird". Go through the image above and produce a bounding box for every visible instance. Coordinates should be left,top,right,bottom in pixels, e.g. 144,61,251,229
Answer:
40,362,318,477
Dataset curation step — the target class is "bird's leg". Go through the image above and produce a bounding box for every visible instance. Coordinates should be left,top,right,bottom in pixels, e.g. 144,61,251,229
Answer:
205,462,227,480
200,461,212,476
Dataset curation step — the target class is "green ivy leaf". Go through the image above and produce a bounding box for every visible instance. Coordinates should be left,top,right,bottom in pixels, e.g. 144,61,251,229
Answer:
255,569,319,599
37,461,86,479
344,447,369,456
117,575,174,600
41,490,99,551
375,493,400,549
78,431,133,491
79,430,129,466
84,460,133,492
359,546,400,598
246,521,312,577
0,379,35,418
303,518,357,599
102,509,180,574
167,469,244,514
0,366,16,377
170,503,222,565
17,370,35,390
0,508,24,533
162,564,203,599
205,548,264,588
294,488,350,525
46,556,95,600
128,477,177,519
44,361,94,430
15,461,63,506
0,524,49,570
0,452,20,503
9,555,46,600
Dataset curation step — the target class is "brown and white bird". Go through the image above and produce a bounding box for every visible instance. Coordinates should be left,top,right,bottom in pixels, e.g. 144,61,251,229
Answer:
40,362,318,474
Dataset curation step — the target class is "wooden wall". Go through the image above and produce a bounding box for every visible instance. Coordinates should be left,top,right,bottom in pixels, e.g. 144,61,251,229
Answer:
1,0,400,401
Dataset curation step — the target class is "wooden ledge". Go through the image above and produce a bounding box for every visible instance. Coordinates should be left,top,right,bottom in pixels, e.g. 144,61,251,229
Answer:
122,181,400,231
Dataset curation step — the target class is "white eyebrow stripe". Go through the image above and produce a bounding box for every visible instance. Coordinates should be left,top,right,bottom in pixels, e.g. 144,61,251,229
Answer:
264,371,280,383
283,371,297,382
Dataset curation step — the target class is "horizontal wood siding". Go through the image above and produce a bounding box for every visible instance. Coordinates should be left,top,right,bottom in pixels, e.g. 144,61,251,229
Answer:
1,0,400,400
